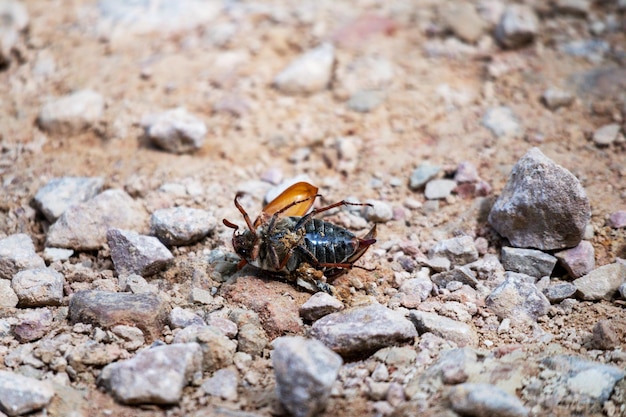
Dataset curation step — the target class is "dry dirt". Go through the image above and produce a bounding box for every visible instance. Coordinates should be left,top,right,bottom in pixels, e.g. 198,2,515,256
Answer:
1,1,626,417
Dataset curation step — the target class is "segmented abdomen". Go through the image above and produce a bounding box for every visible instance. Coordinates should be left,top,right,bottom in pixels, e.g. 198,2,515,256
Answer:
301,218,357,264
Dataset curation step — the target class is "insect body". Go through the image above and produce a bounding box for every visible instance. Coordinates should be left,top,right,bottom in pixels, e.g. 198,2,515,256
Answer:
223,182,376,294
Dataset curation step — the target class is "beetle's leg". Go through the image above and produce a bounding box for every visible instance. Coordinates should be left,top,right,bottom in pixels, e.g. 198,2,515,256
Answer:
266,195,321,236
234,192,256,231
294,200,373,229
269,244,282,271
223,219,239,230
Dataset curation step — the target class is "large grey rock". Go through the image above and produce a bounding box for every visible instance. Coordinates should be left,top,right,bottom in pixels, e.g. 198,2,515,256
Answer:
486,271,550,322
33,176,104,222
98,343,203,405
488,148,591,250
107,228,173,277
150,207,215,246
409,311,478,347
12,268,64,307
0,234,45,280
0,370,55,417
310,304,417,357
46,189,148,250
272,336,342,417
273,43,334,95
69,290,170,341
573,263,626,300
38,90,104,135
447,383,529,417
142,107,207,154
500,247,557,278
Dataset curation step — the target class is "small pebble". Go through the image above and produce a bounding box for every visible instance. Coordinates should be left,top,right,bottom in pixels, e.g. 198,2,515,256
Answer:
573,263,626,300
409,164,441,190
593,124,621,146
273,43,334,95
0,280,18,307
500,247,557,279
592,319,619,350
142,107,207,154
439,1,486,44
554,241,595,278
608,210,626,228
428,236,479,266
424,179,457,200
409,311,478,347
0,234,46,280
494,4,539,49
12,268,64,307
0,370,55,416
38,90,104,135
42,247,74,263
543,282,577,303
482,106,522,138
542,88,574,110
486,271,550,322
448,383,529,417
202,368,238,401
347,90,386,113
33,177,104,223
454,161,480,183
363,200,393,223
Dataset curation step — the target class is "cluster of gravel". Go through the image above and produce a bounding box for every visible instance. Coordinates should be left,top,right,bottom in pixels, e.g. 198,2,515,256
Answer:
1,1,626,417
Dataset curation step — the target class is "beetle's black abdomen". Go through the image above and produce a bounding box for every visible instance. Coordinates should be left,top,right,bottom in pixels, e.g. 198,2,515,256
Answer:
300,218,357,264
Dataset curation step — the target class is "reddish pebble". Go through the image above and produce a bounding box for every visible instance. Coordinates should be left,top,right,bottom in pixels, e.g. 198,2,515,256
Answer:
608,210,626,228
332,14,397,49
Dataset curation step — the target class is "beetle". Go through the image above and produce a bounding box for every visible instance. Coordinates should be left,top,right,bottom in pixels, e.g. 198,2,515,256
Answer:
222,182,377,294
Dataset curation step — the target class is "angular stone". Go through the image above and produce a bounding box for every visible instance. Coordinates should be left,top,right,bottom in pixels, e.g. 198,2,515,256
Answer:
363,199,393,223
33,177,104,223
593,124,621,146
608,210,626,229
409,311,478,347
237,323,268,356
409,164,440,190
592,320,619,350
310,304,417,357
38,90,104,135
46,189,149,250
98,343,203,405
12,308,53,343
173,325,237,372
431,266,478,289
448,383,529,417
440,1,486,44
150,207,215,246
12,268,64,307
486,271,550,322
488,148,591,250
543,282,577,303
107,228,173,277
424,179,457,200
554,241,595,278
169,307,205,329
299,292,344,321
273,43,334,95
202,368,238,401
398,275,433,308
0,279,18,307
273,336,342,417
429,236,479,266
142,107,207,154
542,88,575,110
0,370,55,417
500,247,557,278
482,106,522,138
541,355,625,403
495,4,539,49
0,234,45,280
69,290,170,341
111,325,145,351
573,263,626,300
42,247,73,263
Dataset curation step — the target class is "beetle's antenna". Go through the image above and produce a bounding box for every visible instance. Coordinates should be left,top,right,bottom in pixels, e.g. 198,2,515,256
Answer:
234,192,256,231
223,219,239,230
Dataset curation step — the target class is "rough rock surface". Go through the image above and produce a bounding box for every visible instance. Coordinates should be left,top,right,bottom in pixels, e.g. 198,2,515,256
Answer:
0,370,55,417
46,189,149,250
99,343,203,405
150,207,215,246
107,228,173,276
0,233,45,279
488,148,591,250
486,272,550,322
33,176,104,222
273,336,342,417
69,290,170,341
310,304,417,357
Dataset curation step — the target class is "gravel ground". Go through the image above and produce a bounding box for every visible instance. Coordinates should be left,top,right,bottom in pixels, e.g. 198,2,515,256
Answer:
1,1,626,416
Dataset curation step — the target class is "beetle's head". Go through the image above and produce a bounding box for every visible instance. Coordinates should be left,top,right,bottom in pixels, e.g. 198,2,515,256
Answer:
223,218,260,263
